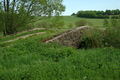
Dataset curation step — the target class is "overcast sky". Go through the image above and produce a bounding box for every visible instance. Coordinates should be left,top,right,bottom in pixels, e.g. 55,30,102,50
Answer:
62,0,120,16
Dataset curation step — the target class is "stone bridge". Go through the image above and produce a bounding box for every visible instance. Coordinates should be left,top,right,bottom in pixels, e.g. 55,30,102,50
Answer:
42,26,103,49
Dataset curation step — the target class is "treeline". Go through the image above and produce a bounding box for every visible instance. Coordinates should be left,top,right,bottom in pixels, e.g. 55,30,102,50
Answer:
73,9,120,19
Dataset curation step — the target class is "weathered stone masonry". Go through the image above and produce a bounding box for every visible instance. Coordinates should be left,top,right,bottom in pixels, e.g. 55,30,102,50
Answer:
42,26,92,48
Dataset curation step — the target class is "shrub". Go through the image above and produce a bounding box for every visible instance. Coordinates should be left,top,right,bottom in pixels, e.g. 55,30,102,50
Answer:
68,23,73,28
111,16,119,19
49,16,64,29
81,24,120,49
75,19,87,27
36,21,50,28
101,15,120,48
81,28,104,49
110,19,118,27
103,26,120,48
52,47,74,62
103,18,109,27
16,23,34,32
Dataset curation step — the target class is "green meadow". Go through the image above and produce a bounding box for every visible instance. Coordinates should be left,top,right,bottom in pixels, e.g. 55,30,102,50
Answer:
63,16,104,27
0,16,120,80
0,32,120,80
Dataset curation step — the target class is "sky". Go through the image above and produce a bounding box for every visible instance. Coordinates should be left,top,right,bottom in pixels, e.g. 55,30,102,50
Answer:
62,0,120,16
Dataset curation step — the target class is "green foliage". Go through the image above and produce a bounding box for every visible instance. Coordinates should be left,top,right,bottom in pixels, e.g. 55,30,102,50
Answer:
77,11,97,18
71,13,76,16
34,16,65,29
82,22,120,49
103,18,109,27
111,15,119,19
76,9,120,19
75,19,87,27
102,16,120,48
36,20,50,28
50,47,74,62
81,28,104,49
103,26,120,48
110,19,118,27
16,23,34,32
47,16,65,29
0,0,65,36
68,23,73,28
77,10,110,19
0,38,120,80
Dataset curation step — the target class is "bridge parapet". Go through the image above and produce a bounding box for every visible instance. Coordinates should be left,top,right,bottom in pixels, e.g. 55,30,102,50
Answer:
42,26,92,48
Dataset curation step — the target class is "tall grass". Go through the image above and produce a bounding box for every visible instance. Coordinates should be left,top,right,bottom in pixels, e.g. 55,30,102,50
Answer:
0,33,120,80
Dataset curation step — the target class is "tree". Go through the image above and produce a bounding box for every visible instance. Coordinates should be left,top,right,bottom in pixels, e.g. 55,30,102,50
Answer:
112,9,120,15
0,0,65,36
105,10,113,15
71,13,76,16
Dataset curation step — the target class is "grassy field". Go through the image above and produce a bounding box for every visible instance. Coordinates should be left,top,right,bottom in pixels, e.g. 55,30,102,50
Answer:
0,32,120,80
63,16,105,28
0,16,120,80
30,16,105,29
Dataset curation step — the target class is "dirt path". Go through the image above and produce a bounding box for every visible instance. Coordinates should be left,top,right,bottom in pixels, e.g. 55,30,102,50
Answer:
5,28,45,37
0,28,46,44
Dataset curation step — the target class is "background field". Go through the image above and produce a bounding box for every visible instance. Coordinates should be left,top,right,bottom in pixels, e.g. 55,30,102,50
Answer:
31,16,105,28
63,16,105,28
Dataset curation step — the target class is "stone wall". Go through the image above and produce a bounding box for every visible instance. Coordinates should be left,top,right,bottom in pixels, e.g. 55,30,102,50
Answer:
42,26,92,48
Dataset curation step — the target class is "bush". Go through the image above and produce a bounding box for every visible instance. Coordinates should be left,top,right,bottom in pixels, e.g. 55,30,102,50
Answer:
75,19,87,27
81,25,120,49
103,26,120,48
103,18,109,27
101,15,120,48
49,16,64,29
110,19,118,27
51,47,74,62
16,23,34,32
36,21,50,28
81,28,104,49
68,23,73,28
111,16,119,19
